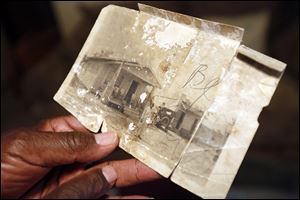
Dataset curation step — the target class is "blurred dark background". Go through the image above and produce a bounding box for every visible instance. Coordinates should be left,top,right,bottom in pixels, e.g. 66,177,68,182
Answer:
1,1,299,199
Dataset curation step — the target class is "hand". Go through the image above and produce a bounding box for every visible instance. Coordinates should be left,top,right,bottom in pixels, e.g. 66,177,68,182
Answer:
1,116,161,199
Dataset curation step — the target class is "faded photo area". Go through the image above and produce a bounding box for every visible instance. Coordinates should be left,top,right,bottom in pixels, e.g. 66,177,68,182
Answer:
53,4,286,199
3,1,298,199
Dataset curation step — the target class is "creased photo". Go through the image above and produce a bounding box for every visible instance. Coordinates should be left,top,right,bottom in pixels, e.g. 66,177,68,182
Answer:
54,4,286,199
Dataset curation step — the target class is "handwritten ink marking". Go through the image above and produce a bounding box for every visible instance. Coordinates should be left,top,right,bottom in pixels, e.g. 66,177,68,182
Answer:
182,64,220,109
189,78,220,107
182,64,208,88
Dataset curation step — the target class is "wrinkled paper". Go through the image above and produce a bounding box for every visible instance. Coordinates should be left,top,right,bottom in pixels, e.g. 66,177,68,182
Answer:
54,4,286,199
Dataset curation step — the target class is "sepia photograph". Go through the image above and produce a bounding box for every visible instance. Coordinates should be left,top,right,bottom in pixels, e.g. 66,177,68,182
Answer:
52,4,286,198
2,1,297,199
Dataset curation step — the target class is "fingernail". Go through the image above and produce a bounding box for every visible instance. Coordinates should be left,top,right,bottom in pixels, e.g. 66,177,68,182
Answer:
94,132,117,146
102,166,117,184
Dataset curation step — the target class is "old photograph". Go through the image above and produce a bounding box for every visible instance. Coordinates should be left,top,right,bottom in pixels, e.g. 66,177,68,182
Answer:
53,4,286,199
53,2,243,194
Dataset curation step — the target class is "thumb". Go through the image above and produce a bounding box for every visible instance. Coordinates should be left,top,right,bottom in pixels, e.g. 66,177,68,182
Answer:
4,129,118,167
44,166,117,199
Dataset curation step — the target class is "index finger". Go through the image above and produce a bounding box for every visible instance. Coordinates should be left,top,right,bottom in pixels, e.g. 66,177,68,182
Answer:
35,115,90,133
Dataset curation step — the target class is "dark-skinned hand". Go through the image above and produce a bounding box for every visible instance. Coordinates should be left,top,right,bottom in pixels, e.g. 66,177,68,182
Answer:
1,115,161,199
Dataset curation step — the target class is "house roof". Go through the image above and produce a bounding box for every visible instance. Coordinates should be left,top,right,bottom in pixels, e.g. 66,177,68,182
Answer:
83,56,161,88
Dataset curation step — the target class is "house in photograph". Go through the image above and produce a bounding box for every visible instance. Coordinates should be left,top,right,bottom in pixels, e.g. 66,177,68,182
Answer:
155,101,203,140
75,55,161,121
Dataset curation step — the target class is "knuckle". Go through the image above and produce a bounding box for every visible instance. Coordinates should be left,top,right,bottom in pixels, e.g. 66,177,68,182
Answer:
64,132,94,154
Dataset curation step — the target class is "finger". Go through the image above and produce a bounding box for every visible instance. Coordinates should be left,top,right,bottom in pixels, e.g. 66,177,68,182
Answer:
91,159,162,187
106,195,154,199
35,115,90,133
7,130,118,167
44,166,117,199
